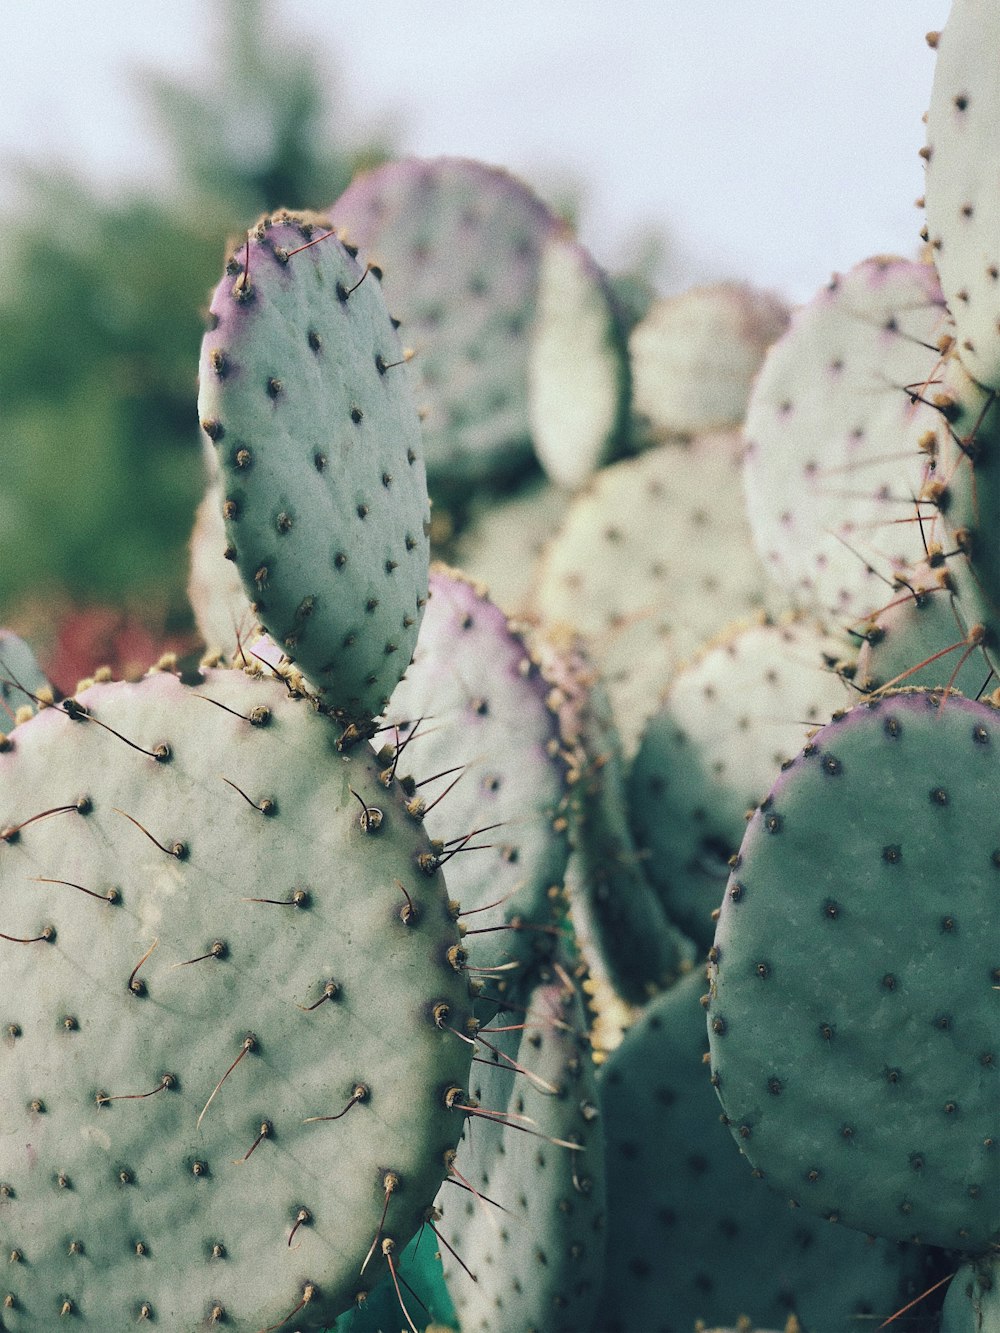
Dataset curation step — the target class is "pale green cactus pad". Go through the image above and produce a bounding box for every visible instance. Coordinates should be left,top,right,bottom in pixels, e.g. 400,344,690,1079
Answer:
0,667,474,1329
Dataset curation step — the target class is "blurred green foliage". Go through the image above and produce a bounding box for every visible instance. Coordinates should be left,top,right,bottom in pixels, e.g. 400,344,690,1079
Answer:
0,0,391,624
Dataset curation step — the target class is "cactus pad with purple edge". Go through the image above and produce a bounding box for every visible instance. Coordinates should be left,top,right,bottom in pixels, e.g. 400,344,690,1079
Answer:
198,211,430,723
383,568,571,990
0,666,474,1328
707,690,1000,1252
742,257,946,620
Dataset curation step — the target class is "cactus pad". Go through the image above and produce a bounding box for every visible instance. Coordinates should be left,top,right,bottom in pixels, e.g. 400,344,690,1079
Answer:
198,211,430,722
742,257,946,619
707,690,1000,1251
924,0,1000,390
0,667,473,1328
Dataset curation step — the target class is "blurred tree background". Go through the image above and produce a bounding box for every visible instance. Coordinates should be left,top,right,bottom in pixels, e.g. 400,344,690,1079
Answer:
0,0,392,683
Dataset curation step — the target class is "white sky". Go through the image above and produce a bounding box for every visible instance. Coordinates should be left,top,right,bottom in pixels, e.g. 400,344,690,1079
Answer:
2,1,950,301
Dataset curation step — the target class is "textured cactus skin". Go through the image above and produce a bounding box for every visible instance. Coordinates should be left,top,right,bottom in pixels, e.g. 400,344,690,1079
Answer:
0,667,473,1329
198,211,430,722
707,691,1000,1252
383,568,571,991
742,257,946,620
595,968,927,1333
628,618,853,951
925,0,1000,391
436,976,607,1333
331,157,562,492
940,1257,1000,1332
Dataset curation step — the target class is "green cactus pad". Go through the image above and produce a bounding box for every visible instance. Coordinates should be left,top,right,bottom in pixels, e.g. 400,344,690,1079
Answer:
0,667,473,1329
924,2,1000,390
630,281,789,443
707,690,1000,1252
595,969,926,1333
534,434,773,754
628,618,857,950
742,257,946,620
383,568,571,993
940,1257,1000,1332
198,211,430,723
855,561,999,700
435,975,606,1333
331,157,626,495
187,482,260,659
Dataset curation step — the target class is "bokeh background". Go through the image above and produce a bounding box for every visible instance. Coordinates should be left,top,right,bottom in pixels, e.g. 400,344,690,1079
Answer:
0,0,948,684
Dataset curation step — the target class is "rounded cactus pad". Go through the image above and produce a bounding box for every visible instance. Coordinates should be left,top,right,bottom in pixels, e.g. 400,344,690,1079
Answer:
198,211,430,723
595,969,926,1333
743,257,947,620
629,281,789,442
535,434,773,754
707,690,1000,1251
382,568,571,991
925,2,1000,390
0,667,473,1329
332,156,625,492
628,618,854,950
0,630,52,724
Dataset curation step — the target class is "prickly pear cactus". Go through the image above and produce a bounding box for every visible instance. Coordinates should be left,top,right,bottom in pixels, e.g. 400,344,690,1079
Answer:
629,280,789,443
535,433,773,755
198,210,430,722
596,968,927,1333
924,1,1000,390
940,1257,1000,1332
331,156,626,496
435,974,606,1333
707,690,1000,1252
382,568,571,993
628,618,855,950
742,257,946,619
0,666,474,1329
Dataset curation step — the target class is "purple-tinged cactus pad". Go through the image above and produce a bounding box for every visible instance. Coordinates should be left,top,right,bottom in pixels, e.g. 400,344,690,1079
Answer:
743,257,946,621
595,969,926,1333
0,667,473,1329
924,2,1000,390
198,211,430,723
707,690,1000,1252
436,975,606,1333
629,618,854,950
332,157,626,493
382,568,571,990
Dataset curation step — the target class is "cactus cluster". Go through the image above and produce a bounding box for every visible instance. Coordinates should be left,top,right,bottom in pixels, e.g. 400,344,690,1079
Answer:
3,3,999,1329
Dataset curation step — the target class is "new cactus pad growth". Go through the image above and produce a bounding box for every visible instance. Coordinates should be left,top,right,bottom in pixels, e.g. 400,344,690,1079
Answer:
198,211,430,723
0,667,473,1328
707,691,1000,1252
